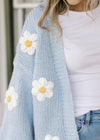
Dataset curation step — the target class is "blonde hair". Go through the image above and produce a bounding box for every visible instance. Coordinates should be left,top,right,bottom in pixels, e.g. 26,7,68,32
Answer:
38,0,99,38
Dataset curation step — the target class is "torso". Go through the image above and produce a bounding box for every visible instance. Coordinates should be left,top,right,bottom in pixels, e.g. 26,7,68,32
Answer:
58,3,100,117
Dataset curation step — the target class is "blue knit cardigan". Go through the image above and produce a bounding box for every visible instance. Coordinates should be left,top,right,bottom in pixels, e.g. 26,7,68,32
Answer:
0,1,79,140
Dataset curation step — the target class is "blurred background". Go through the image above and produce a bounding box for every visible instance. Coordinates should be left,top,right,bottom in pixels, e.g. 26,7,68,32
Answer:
0,0,44,127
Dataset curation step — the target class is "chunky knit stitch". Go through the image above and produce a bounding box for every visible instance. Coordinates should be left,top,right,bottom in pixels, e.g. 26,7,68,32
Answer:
0,1,79,140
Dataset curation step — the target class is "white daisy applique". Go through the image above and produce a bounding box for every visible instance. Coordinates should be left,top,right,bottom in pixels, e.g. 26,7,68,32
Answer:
32,77,54,101
4,87,18,111
19,30,37,55
45,134,60,140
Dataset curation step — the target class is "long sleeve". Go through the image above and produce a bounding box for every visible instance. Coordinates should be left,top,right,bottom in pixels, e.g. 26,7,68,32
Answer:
0,8,37,140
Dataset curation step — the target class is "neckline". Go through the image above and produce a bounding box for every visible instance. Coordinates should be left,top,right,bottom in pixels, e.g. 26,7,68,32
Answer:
65,2,100,16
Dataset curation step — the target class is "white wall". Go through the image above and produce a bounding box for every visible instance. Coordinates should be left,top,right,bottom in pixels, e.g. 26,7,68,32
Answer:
0,0,7,126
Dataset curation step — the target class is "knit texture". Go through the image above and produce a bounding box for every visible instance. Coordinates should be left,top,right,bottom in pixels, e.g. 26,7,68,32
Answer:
0,1,79,140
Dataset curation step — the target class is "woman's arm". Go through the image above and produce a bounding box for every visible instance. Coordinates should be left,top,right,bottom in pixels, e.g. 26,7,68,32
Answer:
0,8,37,140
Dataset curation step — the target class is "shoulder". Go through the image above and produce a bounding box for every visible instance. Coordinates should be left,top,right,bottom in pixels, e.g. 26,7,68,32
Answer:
21,1,47,35
26,1,47,24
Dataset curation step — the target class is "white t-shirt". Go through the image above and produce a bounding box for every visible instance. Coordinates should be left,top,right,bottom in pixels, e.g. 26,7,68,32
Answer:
58,3,100,117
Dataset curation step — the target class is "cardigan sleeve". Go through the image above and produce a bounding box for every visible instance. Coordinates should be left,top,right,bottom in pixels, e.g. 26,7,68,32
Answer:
0,8,37,140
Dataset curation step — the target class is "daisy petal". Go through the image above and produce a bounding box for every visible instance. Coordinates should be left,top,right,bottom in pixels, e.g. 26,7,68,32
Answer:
21,45,27,52
27,47,35,55
37,93,45,101
45,135,53,140
4,87,18,111
4,98,7,103
32,80,41,88
12,92,18,100
31,34,37,41
32,88,38,95
12,100,17,107
53,137,60,140
8,104,13,111
46,81,54,89
19,37,25,44
32,41,37,48
39,77,48,86
24,30,30,38
45,91,53,98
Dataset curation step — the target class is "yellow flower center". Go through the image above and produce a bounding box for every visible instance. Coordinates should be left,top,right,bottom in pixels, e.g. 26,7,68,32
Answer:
7,96,12,103
25,40,32,47
38,87,46,94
